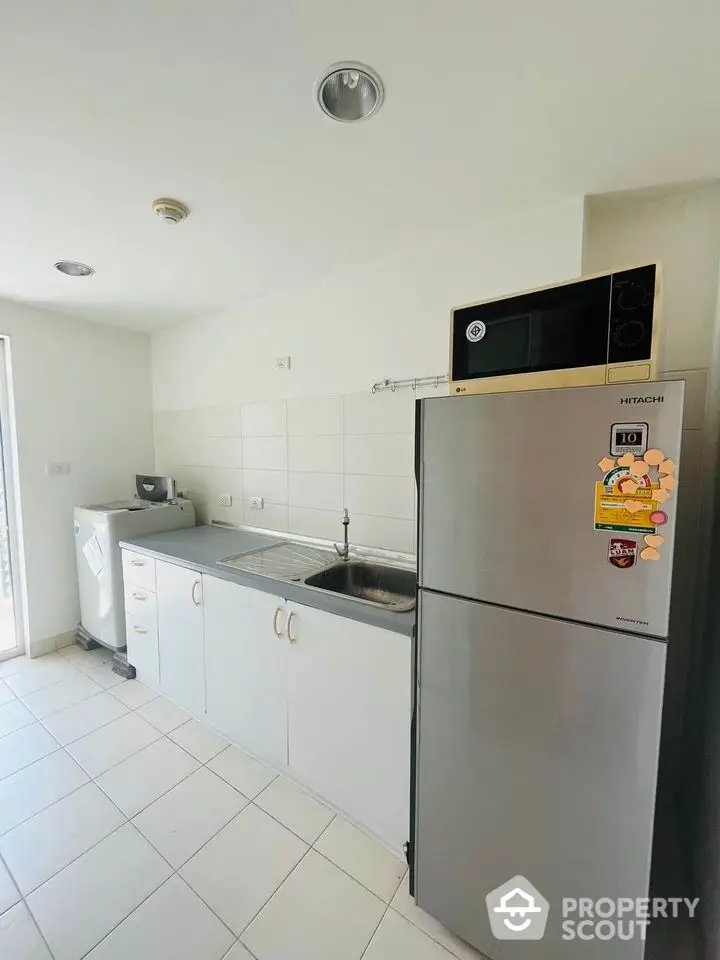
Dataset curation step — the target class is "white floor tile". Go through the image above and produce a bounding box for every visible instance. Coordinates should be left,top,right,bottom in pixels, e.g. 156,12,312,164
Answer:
0,699,35,737
110,679,157,709
0,782,125,894
27,823,172,960
224,943,255,960
86,874,235,960
85,661,127,689
390,875,484,960
255,777,334,844
136,695,189,733
97,737,199,817
21,673,103,719
59,646,113,672
0,751,89,835
0,902,52,959
0,723,58,780
0,857,20,914
242,849,384,960
5,658,79,697
169,719,229,762
66,712,160,777
0,680,15,705
208,745,277,798
314,817,406,902
364,910,460,960
134,766,247,868
41,692,129,746
0,654,63,679
181,804,307,936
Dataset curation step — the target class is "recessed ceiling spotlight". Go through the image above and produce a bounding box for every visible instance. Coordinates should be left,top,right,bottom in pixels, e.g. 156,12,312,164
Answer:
316,62,384,123
54,261,94,277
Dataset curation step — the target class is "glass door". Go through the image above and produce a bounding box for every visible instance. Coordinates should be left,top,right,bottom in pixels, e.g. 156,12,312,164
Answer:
0,339,22,659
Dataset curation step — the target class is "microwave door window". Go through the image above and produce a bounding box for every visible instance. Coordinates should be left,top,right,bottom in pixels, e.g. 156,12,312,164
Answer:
467,313,531,377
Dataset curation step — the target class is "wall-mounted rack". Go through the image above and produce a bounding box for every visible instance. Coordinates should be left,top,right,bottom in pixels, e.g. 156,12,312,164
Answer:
371,373,449,394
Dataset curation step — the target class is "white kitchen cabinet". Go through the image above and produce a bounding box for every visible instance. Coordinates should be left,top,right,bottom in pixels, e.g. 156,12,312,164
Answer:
124,584,159,688
203,575,288,769
156,559,205,716
285,602,412,852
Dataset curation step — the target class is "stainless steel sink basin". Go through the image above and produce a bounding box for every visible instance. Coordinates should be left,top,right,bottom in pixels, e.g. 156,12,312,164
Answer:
304,561,416,612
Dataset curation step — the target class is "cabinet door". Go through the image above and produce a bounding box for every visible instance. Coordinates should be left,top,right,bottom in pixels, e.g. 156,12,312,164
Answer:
156,560,205,716
286,604,411,852
203,575,288,769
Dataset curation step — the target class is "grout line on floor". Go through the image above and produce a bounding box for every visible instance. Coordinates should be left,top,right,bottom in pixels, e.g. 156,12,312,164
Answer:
0,849,58,959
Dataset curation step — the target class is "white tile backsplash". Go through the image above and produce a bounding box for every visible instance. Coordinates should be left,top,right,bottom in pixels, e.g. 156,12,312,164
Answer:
288,435,343,474
287,396,343,436
345,475,415,520
288,507,344,542
242,469,288,505
157,390,421,555
343,391,415,435
241,401,287,437
242,436,288,471
344,434,414,477
288,472,344,512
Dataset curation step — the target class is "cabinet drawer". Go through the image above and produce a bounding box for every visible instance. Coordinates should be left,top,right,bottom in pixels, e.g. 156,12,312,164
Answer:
125,618,160,688
124,585,158,633
122,550,156,592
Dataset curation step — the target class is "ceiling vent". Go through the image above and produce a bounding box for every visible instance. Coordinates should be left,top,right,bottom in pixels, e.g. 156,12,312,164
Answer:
152,198,189,224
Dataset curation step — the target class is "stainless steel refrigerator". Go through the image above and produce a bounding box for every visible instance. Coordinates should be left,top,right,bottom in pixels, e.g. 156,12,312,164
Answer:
412,380,684,959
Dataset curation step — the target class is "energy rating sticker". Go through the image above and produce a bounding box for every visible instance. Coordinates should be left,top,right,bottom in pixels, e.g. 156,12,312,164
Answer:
594,481,659,534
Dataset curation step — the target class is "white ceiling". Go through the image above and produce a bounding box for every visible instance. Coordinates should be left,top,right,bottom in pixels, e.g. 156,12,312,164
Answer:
1,0,719,331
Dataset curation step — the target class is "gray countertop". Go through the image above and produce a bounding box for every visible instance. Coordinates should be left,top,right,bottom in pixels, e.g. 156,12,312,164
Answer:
120,525,416,637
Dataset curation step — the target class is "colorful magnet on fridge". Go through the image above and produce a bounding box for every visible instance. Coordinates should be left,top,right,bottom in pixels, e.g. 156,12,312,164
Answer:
660,475,678,491
644,534,665,549
617,478,639,495
598,457,616,472
643,449,665,466
658,459,676,475
617,453,636,467
640,547,661,561
649,510,668,526
652,488,671,503
629,460,650,478
624,499,644,513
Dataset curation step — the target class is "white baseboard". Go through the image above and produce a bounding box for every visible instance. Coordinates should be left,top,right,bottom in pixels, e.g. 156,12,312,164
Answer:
28,629,77,659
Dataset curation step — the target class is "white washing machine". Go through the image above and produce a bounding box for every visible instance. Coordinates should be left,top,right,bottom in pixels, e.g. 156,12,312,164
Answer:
74,475,195,650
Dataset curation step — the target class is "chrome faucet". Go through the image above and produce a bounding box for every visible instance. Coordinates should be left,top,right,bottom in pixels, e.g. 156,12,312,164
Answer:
335,508,350,561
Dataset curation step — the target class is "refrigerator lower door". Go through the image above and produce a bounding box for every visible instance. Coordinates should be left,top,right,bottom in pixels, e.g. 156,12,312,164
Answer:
414,590,666,960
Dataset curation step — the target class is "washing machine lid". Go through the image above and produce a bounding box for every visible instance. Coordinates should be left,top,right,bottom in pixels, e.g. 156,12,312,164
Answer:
81,500,160,513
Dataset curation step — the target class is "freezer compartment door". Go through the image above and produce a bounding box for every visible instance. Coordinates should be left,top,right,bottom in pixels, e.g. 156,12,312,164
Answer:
414,590,665,960
418,381,684,637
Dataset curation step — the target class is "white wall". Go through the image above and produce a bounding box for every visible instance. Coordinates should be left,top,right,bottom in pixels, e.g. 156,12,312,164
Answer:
152,198,585,547
1,300,154,655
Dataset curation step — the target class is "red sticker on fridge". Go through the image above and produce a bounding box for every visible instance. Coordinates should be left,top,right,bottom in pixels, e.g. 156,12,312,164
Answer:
608,538,638,569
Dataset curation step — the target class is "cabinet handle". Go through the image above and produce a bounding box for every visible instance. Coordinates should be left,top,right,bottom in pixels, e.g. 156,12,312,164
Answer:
132,592,147,601
191,580,201,606
130,559,145,567
273,607,284,639
287,611,297,644
133,626,148,635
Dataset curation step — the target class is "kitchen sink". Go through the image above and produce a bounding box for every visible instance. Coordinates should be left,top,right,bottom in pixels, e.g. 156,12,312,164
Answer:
304,560,416,612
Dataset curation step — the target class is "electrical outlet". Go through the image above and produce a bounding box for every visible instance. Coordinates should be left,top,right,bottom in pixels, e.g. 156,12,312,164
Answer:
216,494,232,507
250,496,264,510
275,356,291,371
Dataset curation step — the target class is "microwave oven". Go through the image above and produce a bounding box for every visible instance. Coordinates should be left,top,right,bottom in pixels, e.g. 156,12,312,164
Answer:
449,263,660,395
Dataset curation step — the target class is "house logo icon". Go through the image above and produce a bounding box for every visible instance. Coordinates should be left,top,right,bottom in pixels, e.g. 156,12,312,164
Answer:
486,875,549,940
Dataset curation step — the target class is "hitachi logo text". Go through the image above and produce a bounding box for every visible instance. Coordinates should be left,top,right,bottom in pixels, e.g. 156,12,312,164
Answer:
620,396,664,405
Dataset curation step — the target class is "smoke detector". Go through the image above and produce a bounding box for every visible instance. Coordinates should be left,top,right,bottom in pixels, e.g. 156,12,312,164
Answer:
152,198,189,224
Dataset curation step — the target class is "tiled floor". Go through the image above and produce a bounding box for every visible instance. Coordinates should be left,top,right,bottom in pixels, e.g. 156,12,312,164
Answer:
0,647,487,960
